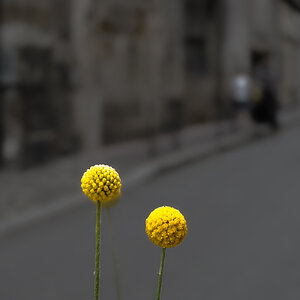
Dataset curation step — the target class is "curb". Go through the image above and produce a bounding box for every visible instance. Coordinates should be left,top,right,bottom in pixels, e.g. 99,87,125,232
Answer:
1,109,300,238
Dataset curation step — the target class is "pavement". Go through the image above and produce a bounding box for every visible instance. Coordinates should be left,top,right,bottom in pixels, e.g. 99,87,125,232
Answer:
0,107,300,237
1,114,300,300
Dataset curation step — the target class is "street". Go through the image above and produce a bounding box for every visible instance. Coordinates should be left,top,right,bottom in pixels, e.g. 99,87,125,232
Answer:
1,125,300,300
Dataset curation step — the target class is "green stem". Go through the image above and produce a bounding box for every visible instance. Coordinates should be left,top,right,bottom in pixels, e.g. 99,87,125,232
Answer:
95,201,102,300
156,248,166,300
106,207,121,300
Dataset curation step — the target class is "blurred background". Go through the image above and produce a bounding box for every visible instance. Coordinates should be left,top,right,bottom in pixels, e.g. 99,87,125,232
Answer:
0,0,300,167
1,0,300,299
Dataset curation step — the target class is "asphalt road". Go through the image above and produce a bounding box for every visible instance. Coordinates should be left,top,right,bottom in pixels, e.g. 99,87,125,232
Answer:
1,126,300,300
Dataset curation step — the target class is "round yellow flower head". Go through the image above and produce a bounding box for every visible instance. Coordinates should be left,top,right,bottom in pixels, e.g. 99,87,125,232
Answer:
146,206,187,248
81,164,121,204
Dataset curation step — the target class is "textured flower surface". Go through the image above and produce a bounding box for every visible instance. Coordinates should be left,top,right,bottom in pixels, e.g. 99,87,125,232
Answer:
146,206,187,248
81,165,121,203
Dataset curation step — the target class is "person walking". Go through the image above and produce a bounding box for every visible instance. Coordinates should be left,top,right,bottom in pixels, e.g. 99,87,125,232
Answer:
250,59,279,131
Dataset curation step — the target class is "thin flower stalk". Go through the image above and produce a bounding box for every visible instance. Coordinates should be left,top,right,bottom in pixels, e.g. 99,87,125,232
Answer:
81,164,122,300
146,206,187,300
95,201,102,300
156,247,166,300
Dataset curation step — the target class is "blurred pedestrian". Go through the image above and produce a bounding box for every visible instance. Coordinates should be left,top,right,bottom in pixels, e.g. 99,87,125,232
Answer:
230,71,251,129
250,58,279,130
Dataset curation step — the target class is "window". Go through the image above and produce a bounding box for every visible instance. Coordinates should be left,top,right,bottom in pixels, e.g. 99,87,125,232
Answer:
184,37,206,75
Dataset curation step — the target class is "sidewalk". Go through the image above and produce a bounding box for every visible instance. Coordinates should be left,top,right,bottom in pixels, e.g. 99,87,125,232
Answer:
1,107,300,237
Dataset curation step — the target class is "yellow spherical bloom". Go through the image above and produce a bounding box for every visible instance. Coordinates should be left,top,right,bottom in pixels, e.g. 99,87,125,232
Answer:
146,206,187,248
81,164,121,204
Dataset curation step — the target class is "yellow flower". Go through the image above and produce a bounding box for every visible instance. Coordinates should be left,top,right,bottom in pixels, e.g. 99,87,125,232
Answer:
81,164,121,204
146,206,187,248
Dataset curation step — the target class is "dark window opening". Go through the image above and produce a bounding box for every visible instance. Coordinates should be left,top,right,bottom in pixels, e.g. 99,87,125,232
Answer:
185,37,206,75
251,50,270,74
184,0,218,18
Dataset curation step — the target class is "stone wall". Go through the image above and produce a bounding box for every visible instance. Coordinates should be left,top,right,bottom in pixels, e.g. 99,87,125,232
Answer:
0,0,74,167
1,0,300,167
280,1,300,106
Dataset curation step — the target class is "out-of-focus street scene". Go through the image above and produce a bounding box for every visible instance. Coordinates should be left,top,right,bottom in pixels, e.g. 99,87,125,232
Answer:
1,0,300,299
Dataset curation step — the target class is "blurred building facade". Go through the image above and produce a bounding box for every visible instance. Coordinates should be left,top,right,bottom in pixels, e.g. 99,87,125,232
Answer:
1,0,300,167
0,0,74,167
